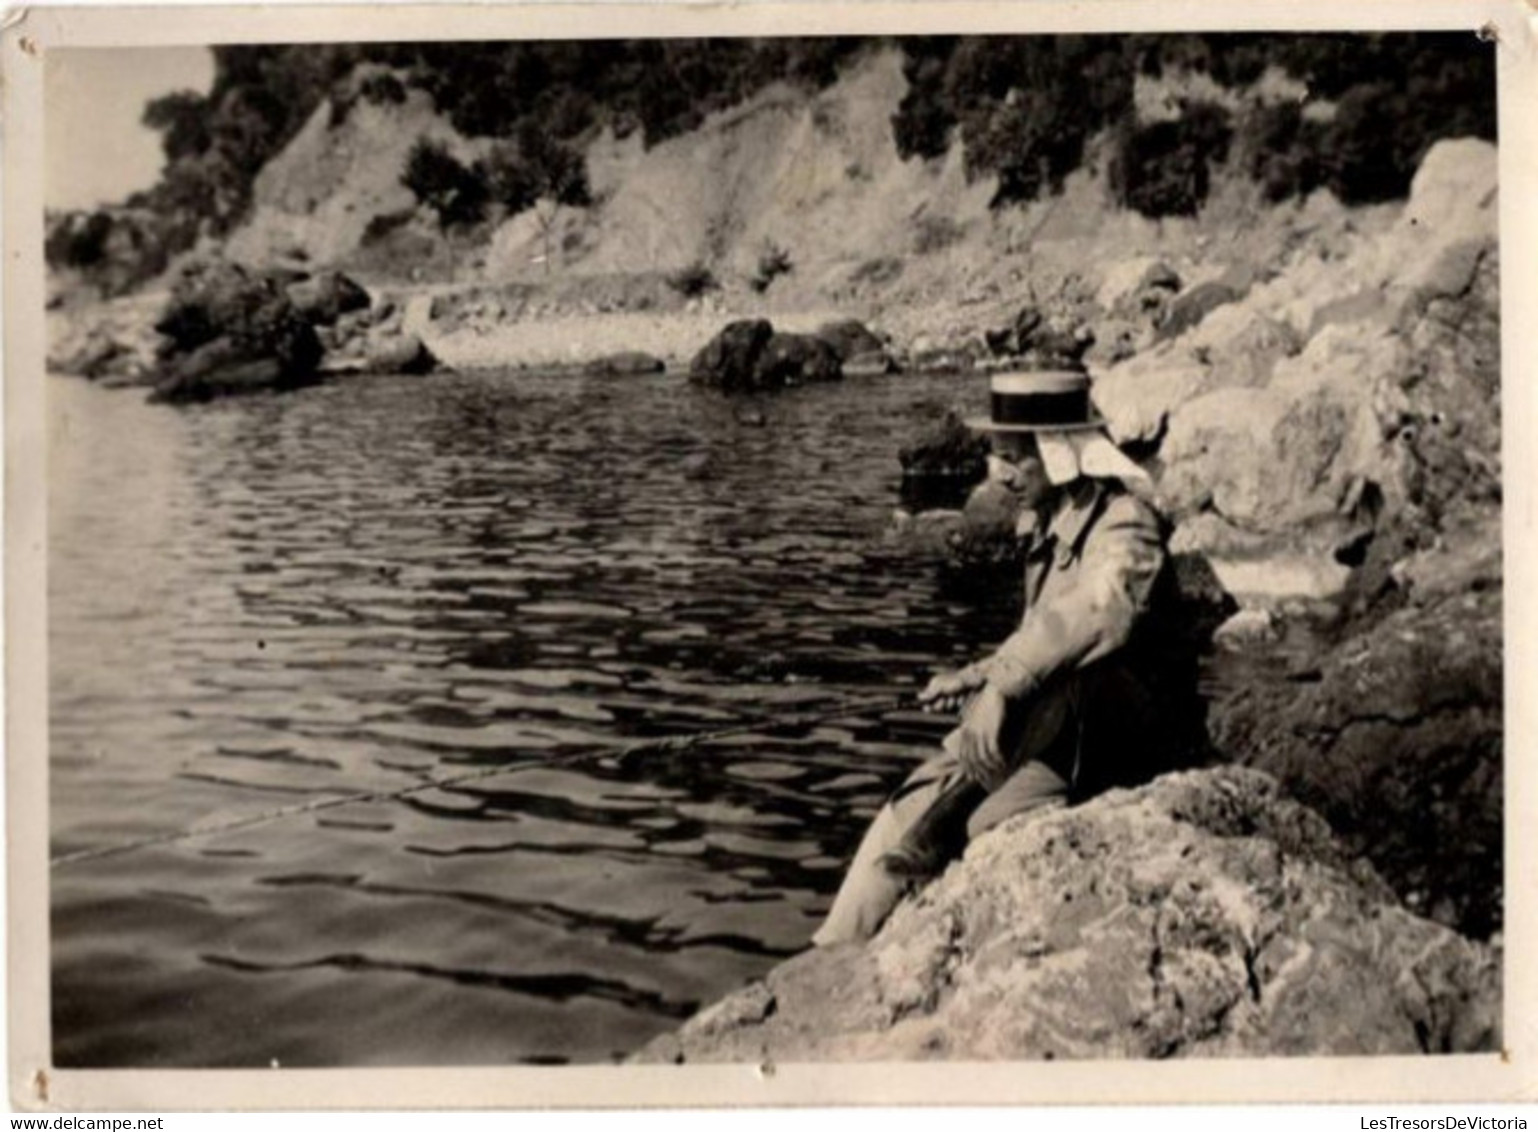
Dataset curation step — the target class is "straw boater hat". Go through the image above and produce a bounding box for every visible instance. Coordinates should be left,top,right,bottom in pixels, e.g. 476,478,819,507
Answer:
968,370,1147,485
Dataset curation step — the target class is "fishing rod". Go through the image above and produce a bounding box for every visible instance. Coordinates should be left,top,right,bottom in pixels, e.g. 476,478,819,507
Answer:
49,689,915,870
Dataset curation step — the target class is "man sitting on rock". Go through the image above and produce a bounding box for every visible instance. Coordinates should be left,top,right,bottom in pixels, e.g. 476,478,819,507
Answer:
814,369,1173,946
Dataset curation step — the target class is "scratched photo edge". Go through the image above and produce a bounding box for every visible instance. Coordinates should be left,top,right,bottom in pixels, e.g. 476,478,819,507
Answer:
6,0,1537,1111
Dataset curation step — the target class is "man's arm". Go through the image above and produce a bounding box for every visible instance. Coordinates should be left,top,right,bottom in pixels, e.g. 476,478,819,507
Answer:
981,492,1165,701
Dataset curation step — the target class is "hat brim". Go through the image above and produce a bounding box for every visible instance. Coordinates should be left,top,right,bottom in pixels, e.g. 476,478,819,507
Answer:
964,415,1107,434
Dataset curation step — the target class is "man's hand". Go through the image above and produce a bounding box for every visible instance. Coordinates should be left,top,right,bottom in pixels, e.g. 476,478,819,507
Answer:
951,683,1010,790
918,665,986,714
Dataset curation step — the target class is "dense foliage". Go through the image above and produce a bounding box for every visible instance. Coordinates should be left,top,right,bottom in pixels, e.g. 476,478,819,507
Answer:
49,33,1495,290
893,32,1494,214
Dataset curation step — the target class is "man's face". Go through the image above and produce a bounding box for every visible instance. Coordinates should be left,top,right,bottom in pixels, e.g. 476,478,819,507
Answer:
987,433,1054,513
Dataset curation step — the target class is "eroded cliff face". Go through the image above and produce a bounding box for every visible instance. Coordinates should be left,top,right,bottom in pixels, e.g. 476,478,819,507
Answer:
635,767,1499,1064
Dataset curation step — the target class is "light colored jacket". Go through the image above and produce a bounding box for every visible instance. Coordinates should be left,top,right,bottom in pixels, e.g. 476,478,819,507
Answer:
981,478,1166,701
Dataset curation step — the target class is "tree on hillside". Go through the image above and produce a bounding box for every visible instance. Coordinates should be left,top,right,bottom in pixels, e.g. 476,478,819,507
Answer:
143,91,212,162
476,125,593,272
1109,100,1234,217
401,139,488,229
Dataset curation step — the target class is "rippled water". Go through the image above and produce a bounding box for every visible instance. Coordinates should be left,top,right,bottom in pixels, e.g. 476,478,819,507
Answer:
49,369,1022,1067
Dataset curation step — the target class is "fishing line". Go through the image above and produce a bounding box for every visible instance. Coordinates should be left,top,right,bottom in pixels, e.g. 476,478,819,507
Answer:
50,690,913,870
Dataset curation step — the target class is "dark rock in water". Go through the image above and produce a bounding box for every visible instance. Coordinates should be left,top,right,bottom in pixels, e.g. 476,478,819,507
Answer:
584,351,665,377
1209,583,1502,939
635,767,1498,1062
752,332,842,388
152,340,306,404
814,318,885,362
363,332,437,375
687,320,841,391
151,260,323,402
1156,280,1245,342
689,319,775,391
899,410,989,491
286,271,370,327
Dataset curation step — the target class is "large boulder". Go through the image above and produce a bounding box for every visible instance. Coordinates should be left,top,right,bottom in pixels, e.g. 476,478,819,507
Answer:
150,260,323,403
286,270,370,327
814,318,886,362
1090,140,1498,606
898,410,990,483
636,767,1498,1062
752,332,842,387
688,319,844,391
688,319,775,390
897,410,990,513
1209,575,1502,940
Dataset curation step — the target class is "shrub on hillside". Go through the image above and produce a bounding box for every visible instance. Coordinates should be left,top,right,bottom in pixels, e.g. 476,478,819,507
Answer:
1109,100,1234,217
892,37,1135,205
45,210,115,269
1245,102,1325,203
401,138,488,228
750,241,793,293
669,261,718,298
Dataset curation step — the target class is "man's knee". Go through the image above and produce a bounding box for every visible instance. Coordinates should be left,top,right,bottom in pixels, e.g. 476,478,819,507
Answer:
965,759,1069,839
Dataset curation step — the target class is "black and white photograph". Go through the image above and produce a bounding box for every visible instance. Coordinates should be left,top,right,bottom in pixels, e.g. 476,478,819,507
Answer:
7,0,1535,1109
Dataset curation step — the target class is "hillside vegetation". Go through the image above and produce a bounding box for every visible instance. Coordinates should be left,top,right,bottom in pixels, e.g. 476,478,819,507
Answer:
47,34,1493,297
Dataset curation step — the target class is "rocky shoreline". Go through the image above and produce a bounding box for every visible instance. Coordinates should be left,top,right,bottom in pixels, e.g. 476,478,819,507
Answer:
634,767,1499,1063
46,133,1504,1059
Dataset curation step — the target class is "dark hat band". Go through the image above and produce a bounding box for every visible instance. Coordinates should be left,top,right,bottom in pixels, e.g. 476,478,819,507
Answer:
990,387,1093,428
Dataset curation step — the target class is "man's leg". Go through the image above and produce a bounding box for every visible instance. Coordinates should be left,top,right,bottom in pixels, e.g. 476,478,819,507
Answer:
812,751,966,946
964,681,1076,836
814,680,1077,946
965,757,1069,838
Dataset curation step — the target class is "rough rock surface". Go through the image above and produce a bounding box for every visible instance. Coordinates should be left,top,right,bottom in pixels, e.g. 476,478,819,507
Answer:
688,318,774,390
814,318,886,362
752,332,843,387
47,292,166,385
1092,138,1499,607
1209,570,1502,939
636,768,1498,1063
286,270,371,327
689,319,844,391
151,260,323,403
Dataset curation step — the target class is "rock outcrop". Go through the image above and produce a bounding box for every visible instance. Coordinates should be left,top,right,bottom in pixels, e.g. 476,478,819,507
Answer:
689,318,844,391
46,292,166,386
898,406,990,507
1208,524,1502,939
1091,139,1498,609
286,270,371,327
636,768,1499,1063
148,260,324,403
814,318,885,362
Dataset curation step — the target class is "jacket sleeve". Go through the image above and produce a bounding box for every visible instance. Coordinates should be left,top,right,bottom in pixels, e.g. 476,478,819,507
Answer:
982,492,1165,701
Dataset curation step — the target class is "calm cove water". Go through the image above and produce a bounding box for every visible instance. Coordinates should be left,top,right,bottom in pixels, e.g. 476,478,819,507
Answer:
49,368,1023,1067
